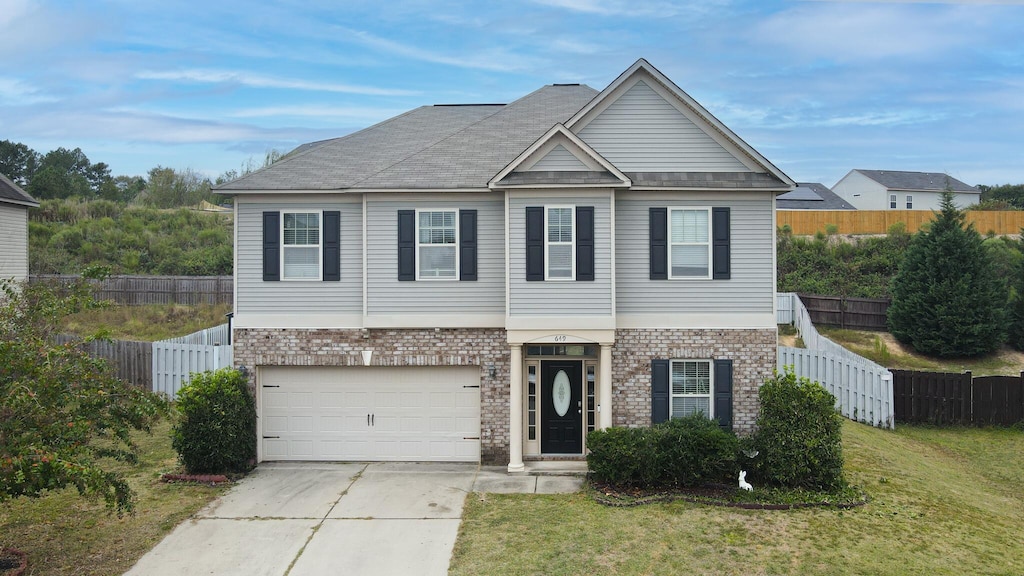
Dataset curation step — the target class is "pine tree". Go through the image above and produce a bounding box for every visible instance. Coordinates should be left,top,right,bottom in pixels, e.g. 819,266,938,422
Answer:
887,189,1007,357
1008,262,1024,351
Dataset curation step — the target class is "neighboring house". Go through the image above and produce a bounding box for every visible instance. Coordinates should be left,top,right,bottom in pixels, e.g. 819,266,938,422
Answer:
832,169,980,210
776,182,856,210
218,59,794,471
0,173,39,284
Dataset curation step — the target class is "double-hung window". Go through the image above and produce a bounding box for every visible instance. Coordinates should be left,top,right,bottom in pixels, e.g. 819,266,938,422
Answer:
417,210,458,279
889,194,897,209
671,360,712,419
546,207,574,279
282,212,321,280
669,208,710,278
906,195,913,209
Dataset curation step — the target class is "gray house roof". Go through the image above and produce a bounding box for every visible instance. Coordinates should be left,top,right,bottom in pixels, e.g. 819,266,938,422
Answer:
777,182,856,210
0,173,39,207
852,170,979,193
218,84,601,191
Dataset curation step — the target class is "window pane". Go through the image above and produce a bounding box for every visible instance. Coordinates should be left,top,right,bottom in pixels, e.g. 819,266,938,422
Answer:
419,245,456,277
671,246,709,277
283,247,319,278
548,208,572,242
672,397,710,418
284,212,319,246
419,211,456,246
671,210,708,243
549,244,572,278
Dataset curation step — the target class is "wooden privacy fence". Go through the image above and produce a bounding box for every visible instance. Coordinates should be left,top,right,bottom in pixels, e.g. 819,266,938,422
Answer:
152,323,233,400
53,334,153,389
893,370,1024,426
798,294,890,330
776,292,895,428
30,274,233,306
777,210,1024,236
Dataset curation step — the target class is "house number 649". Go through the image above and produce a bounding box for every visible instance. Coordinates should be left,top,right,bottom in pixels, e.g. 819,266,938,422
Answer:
553,335,566,342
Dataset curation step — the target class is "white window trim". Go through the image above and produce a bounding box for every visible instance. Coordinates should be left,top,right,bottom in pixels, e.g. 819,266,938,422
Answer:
667,206,712,280
545,205,576,281
281,210,323,281
889,194,897,209
669,359,714,420
415,208,459,281
906,195,913,209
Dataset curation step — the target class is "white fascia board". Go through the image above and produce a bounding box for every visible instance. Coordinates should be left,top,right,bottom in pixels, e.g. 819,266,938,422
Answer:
364,314,505,329
489,123,630,189
616,313,777,330
232,313,364,329
505,315,616,331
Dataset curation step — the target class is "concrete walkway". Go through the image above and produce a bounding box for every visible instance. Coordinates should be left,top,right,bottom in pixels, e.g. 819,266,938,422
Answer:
124,462,584,576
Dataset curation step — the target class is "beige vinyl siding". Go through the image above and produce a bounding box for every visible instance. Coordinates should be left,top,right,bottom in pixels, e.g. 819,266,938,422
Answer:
615,192,774,314
508,193,613,316
577,80,748,173
528,145,589,171
0,204,29,283
365,195,504,316
236,197,362,315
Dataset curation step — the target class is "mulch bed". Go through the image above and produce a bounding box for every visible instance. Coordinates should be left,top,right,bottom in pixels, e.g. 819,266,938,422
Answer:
589,480,868,510
0,548,27,576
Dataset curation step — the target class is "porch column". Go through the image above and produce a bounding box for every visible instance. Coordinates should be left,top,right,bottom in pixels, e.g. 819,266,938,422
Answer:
599,343,613,429
508,344,525,473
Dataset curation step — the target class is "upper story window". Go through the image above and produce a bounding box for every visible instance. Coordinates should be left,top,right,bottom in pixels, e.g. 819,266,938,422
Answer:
671,360,712,419
906,195,913,209
546,207,574,279
669,208,710,279
282,212,321,280
889,194,897,209
417,210,458,279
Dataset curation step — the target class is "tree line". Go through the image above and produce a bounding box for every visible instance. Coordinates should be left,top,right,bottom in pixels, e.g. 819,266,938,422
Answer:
0,140,280,208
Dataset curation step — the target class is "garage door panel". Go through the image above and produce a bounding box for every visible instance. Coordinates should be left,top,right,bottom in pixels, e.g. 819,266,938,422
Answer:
260,366,480,462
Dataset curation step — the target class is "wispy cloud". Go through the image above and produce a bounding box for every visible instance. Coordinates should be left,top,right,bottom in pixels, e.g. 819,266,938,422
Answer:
135,69,417,96
0,77,57,105
338,27,541,72
228,105,408,120
528,0,724,17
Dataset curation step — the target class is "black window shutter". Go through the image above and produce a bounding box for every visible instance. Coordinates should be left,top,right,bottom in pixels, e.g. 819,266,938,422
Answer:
397,210,416,281
459,209,477,281
525,206,545,281
262,211,280,282
712,207,731,280
714,359,733,430
651,359,670,424
649,207,667,280
323,211,340,281
576,206,594,281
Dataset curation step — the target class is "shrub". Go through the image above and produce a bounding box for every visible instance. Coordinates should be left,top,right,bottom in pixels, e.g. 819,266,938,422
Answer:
172,368,256,474
587,415,737,488
748,368,844,490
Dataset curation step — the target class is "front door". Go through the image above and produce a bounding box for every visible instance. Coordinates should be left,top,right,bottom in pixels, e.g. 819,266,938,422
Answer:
540,361,582,454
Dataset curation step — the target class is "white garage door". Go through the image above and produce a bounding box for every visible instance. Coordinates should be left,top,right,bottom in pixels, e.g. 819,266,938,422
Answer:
259,366,480,462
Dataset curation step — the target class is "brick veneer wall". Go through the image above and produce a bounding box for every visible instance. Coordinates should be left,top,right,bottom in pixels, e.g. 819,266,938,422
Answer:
233,328,511,464
611,328,777,434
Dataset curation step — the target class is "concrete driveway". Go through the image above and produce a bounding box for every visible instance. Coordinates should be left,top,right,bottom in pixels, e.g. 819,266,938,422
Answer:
124,462,477,576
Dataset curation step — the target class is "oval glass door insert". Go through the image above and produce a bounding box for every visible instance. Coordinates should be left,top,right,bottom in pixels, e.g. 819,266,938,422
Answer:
553,370,571,417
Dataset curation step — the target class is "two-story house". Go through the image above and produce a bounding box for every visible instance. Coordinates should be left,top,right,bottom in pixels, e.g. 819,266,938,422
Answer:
832,169,980,210
218,59,794,472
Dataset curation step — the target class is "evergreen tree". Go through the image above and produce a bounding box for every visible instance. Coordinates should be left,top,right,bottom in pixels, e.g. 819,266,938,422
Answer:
887,190,1008,357
1008,260,1024,351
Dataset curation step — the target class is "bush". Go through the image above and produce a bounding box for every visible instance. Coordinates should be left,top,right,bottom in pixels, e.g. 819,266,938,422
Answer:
172,368,256,474
747,368,844,490
587,415,737,488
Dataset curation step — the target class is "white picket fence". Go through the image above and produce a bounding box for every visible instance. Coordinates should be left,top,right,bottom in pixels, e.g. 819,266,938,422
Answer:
152,323,233,400
776,292,895,428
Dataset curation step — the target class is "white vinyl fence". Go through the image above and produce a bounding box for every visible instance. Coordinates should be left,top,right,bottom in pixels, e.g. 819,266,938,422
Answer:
776,293,894,428
153,323,233,399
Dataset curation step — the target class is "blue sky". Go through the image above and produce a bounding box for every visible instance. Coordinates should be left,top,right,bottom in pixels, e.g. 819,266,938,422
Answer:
2,0,1023,188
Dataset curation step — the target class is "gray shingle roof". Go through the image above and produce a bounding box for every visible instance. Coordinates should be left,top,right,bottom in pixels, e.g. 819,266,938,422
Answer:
777,182,856,210
0,173,39,207
496,170,624,187
218,84,599,191
626,171,788,189
853,170,978,193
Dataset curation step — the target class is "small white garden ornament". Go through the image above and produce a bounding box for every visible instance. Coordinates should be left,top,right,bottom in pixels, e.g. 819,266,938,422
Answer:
738,470,753,492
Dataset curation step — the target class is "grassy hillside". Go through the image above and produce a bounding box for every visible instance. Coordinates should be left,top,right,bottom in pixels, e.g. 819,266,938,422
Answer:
451,422,1024,575
29,199,233,276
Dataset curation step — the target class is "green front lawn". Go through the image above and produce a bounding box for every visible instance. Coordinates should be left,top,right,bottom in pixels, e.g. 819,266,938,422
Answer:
0,418,227,576
451,422,1024,575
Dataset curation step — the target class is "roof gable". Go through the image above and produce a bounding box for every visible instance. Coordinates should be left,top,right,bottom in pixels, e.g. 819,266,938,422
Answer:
489,124,629,189
566,59,795,187
0,173,39,207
